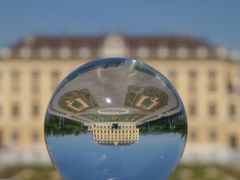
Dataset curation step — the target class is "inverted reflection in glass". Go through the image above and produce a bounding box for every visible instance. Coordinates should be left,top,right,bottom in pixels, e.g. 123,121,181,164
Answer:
45,58,187,180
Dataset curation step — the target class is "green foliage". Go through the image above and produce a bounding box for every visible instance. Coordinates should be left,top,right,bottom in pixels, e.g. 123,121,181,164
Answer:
45,114,86,137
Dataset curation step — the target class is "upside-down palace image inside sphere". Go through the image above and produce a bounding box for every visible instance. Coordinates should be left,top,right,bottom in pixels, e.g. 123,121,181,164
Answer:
44,58,187,180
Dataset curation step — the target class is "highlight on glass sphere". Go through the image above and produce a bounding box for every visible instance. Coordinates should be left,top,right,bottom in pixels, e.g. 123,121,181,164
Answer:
44,57,187,180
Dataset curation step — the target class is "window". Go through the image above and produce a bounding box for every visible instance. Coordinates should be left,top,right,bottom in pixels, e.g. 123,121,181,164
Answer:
157,47,169,59
11,70,20,92
79,47,91,58
137,46,149,58
12,103,20,117
209,129,217,142
0,47,12,59
190,130,197,142
226,73,234,93
11,130,19,143
209,103,217,116
168,70,177,87
32,130,39,143
0,130,2,147
229,104,236,117
51,70,60,91
0,105,2,118
32,103,40,117
31,70,40,93
169,70,177,78
188,70,197,92
196,47,209,59
208,69,217,91
208,69,216,77
229,134,238,150
189,103,197,116
39,47,51,59
59,47,71,59
0,72,2,91
176,47,189,59
189,70,197,78
19,47,32,59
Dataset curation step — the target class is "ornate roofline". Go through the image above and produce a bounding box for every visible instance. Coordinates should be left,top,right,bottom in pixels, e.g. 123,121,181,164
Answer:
0,33,239,61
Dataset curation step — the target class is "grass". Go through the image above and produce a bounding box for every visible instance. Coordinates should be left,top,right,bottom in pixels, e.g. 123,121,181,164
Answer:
0,165,62,180
170,164,240,180
0,164,239,180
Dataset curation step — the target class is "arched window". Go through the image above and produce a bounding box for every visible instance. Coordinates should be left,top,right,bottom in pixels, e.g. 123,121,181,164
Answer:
196,47,209,59
137,46,149,58
59,47,71,59
157,47,169,59
79,47,91,58
229,51,239,61
216,47,228,59
19,46,32,59
0,47,12,59
39,47,51,59
176,47,189,59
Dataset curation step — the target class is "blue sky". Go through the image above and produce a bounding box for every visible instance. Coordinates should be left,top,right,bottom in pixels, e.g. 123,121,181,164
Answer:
0,0,240,51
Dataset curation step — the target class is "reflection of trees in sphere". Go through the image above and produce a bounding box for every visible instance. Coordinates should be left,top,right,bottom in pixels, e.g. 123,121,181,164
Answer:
45,58,187,180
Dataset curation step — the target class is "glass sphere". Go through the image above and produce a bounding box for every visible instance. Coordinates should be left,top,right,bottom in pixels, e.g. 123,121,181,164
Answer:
45,58,187,180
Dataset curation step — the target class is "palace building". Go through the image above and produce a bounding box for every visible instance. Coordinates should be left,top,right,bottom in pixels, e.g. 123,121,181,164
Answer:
0,32,239,164
87,122,139,145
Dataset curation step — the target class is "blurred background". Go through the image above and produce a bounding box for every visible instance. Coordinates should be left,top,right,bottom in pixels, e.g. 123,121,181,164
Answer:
0,1,240,179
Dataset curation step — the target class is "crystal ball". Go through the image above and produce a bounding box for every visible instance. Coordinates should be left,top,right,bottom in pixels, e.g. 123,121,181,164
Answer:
45,57,187,180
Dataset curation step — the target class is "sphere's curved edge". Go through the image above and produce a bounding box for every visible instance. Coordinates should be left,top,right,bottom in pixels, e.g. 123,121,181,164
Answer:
44,57,188,180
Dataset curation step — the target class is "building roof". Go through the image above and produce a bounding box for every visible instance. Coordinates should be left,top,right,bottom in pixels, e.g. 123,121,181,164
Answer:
0,33,238,60
125,35,212,49
13,35,105,49
12,34,212,49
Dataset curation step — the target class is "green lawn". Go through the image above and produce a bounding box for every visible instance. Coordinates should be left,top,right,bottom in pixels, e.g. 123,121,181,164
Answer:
0,165,62,180
0,164,239,180
170,164,240,180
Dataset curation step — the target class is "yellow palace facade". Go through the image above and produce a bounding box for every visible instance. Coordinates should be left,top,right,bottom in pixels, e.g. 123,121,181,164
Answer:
88,122,139,145
0,33,239,164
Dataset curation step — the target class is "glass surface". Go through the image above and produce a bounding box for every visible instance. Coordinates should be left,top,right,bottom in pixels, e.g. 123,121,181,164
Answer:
45,58,187,180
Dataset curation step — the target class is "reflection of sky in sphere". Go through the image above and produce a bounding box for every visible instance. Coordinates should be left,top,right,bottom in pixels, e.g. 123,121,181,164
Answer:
47,132,185,180
45,58,187,179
